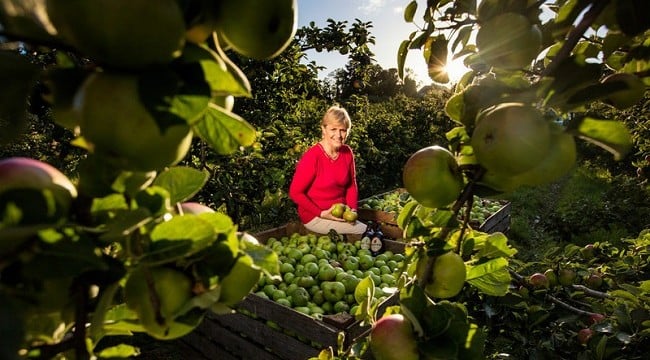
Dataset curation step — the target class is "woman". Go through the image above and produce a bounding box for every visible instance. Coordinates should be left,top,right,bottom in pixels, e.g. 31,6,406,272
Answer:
289,105,367,235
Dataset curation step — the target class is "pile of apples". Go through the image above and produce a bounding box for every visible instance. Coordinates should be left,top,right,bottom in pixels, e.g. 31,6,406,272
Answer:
460,196,508,226
254,233,406,317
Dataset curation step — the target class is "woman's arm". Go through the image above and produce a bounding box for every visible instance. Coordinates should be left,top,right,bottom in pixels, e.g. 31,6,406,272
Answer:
289,152,323,218
345,149,359,209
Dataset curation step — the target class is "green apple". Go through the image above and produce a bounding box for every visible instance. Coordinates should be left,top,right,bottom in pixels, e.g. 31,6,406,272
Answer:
558,268,577,286
343,209,358,222
358,254,375,270
47,0,185,69
321,281,346,303
331,203,346,218
215,0,297,60
343,256,360,272
370,314,419,360
471,103,551,176
75,72,193,171
509,124,577,187
402,145,464,208
418,251,467,299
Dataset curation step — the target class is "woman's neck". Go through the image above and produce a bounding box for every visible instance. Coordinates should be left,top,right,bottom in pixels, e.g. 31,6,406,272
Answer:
319,141,340,159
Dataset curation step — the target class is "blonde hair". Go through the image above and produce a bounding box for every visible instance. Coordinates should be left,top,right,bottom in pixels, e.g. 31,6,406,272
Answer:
321,105,351,130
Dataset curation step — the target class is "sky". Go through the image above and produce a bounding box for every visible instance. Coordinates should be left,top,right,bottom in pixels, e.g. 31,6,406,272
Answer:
297,0,441,87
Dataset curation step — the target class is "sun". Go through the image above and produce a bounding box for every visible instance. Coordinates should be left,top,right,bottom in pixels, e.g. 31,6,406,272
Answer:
445,57,471,84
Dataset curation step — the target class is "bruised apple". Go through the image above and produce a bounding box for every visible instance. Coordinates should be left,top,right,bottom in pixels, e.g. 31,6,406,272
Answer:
47,0,186,69
403,146,464,208
471,103,551,177
75,72,193,171
124,266,195,339
216,0,297,60
370,313,419,360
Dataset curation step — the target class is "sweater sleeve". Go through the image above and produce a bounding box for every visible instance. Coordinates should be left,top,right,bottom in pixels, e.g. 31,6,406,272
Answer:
289,150,324,219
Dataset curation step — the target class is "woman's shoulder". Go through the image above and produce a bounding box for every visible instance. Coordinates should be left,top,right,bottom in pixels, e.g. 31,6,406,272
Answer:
339,144,354,155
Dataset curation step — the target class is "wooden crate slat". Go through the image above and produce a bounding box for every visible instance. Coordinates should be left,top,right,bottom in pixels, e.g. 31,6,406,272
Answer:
480,202,511,234
179,327,241,360
235,295,342,344
211,312,323,360
195,314,285,360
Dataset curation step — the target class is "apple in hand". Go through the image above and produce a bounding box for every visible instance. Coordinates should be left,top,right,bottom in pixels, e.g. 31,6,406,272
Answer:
370,314,419,360
331,203,346,218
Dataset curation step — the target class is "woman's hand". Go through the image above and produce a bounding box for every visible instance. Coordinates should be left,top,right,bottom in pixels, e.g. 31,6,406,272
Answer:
320,205,346,221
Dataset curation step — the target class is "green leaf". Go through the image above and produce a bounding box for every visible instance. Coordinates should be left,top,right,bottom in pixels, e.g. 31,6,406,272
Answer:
99,208,153,243
96,344,140,358
477,232,518,259
145,215,218,263
466,258,511,296
138,68,209,131
90,282,120,342
397,39,410,80
452,25,473,53
444,93,464,123
153,166,209,204
134,186,171,217
569,116,633,160
404,1,418,22
242,241,280,277
0,51,39,144
194,103,257,155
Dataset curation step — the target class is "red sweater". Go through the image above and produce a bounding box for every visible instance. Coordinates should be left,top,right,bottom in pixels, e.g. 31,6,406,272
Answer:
289,143,359,223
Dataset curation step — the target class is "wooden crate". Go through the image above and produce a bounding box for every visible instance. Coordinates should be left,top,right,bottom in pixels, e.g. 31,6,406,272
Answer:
479,201,511,234
358,200,511,239
180,223,404,360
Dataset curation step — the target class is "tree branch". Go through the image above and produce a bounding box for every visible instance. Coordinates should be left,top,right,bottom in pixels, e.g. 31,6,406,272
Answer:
541,0,612,77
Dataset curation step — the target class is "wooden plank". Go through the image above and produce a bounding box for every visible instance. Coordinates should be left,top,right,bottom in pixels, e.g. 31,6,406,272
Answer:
210,312,322,360
179,327,240,360
357,208,398,224
480,202,511,234
195,315,284,360
235,295,341,345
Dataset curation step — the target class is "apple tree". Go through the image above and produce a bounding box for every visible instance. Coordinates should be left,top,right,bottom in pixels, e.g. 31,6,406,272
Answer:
317,1,648,359
0,0,300,358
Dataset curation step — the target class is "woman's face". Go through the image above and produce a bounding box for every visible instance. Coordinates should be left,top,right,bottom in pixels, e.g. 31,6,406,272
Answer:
322,120,348,150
